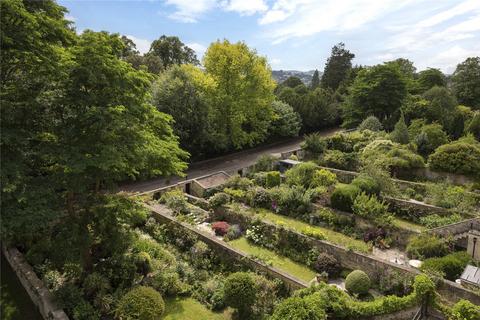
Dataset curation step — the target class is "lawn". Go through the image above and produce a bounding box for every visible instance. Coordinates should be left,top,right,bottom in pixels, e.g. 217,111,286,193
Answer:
251,208,371,253
392,218,426,232
228,237,317,283
164,297,232,320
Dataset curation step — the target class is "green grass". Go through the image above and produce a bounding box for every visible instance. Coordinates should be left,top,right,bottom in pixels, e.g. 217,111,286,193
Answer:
392,218,426,232
164,297,232,320
228,237,317,283
251,208,371,253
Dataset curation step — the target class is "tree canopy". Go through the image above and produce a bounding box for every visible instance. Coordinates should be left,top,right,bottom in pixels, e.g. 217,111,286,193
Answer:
452,57,480,110
321,42,355,91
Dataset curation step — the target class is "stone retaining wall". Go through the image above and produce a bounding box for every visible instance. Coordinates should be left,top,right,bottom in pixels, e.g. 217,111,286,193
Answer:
144,203,308,291
2,245,69,320
428,218,480,238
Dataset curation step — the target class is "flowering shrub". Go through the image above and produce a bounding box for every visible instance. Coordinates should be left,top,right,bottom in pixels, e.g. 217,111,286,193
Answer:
212,221,230,236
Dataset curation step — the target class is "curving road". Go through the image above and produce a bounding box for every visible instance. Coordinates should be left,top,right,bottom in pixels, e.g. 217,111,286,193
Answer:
120,128,340,193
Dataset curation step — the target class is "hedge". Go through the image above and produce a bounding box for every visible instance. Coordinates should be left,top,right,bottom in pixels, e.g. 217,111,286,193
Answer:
330,184,361,212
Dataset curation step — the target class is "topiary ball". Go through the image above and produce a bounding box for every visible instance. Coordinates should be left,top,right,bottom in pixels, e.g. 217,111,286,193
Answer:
116,286,165,320
345,270,371,295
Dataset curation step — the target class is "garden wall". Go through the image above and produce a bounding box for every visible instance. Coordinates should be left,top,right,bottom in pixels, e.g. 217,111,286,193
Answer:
2,245,69,320
144,203,308,291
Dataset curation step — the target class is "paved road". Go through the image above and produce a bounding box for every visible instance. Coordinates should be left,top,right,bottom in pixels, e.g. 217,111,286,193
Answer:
120,128,339,193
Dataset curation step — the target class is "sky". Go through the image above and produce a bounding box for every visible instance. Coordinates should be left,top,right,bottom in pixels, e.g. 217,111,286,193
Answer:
59,0,480,73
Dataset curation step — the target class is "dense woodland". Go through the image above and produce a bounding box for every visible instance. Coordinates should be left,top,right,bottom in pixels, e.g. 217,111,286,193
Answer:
1,1,480,320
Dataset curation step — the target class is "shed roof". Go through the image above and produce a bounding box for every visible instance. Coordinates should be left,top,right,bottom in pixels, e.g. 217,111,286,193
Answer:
279,159,302,165
460,264,480,286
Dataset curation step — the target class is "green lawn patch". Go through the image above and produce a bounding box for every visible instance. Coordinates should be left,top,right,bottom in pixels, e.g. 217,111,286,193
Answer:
164,297,231,320
392,218,426,232
251,208,371,253
228,237,317,283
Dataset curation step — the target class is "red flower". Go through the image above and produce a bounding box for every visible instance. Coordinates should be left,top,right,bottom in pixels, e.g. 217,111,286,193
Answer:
212,221,230,236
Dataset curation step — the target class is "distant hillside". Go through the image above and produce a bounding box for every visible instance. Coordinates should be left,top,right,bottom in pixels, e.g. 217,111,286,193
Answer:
271,70,320,85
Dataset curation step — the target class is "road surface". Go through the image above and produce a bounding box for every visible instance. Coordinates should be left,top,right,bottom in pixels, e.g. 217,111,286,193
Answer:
120,128,339,193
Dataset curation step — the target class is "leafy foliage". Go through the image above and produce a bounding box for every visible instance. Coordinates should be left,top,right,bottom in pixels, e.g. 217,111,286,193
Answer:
345,270,371,295
330,184,361,212
115,286,165,320
358,116,383,132
224,272,257,318
452,57,480,110
406,234,449,259
420,251,471,280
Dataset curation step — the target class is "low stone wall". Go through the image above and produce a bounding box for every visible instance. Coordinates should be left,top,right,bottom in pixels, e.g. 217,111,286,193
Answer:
384,196,450,219
428,218,480,238
400,168,477,185
144,203,307,291
2,245,69,320
362,306,420,320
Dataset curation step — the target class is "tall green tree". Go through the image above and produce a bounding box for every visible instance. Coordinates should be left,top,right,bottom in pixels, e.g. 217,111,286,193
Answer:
203,40,275,150
146,35,199,72
310,69,320,89
342,63,407,129
417,68,446,93
269,100,302,138
1,0,75,244
321,43,355,91
452,57,480,110
390,112,409,144
151,64,212,159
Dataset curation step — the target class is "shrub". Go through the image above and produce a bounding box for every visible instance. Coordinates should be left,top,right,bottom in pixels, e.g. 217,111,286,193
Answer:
248,186,272,208
428,135,480,177
133,251,152,276
223,188,245,201
351,175,380,196
419,213,463,229
406,234,449,259
54,283,84,314
270,296,326,320
254,154,278,172
223,175,253,190
302,226,326,240
270,185,312,216
224,272,257,318
43,270,64,291
305,186,328,203
116,286,165,320
345,270,371,295
225,224,242,241
361,140,425,172
359,116,383,132
72,300,100,320
412,274,435,303
449,299,480,320
211,221,230,236
147,270,183,296
414,123,449,157
314,253,340,277
352,192,392,226
330,184,361,212
160,189,188,215
424,182,477,215
253,172,268,187
311,169,337,188
285,162,318,187
83,272,110,297
321,150,358,171
301,132,327,156
390,113,409,144
208,192,230,209
266,171,281,188
465,111,480,141
420,251,471,280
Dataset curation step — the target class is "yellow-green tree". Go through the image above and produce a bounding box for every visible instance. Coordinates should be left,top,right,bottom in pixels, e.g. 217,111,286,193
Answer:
204,40,275,150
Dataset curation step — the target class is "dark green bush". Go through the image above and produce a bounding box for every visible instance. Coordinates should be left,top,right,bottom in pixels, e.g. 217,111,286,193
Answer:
301,133,327,156
428,136,480,177
266,171,281,188
224,272,257,318
420,251,471,280
83,272,110,298
351,175,380,195
358,116,383,132
54,283,84,314
253,172,268,187
72,300,100,320
406,234,449,259
285,162,318,188
270,296,326,320
223,175,253,190
115,286,165,320
321,150,358,171
345,270,371,295
314,253,340,277
209,192,231,209
330,184,361,212
254,154,278,172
